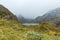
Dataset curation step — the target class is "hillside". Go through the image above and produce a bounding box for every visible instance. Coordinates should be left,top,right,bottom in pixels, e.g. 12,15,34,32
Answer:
0,5,18,22
18,8,60,23
41,8,60,21
17,15,39,23
34,8,60,24
0,4,60,40
17,15,35,23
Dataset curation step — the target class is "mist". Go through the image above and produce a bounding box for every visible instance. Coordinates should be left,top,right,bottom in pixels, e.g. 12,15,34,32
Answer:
0,0,60,19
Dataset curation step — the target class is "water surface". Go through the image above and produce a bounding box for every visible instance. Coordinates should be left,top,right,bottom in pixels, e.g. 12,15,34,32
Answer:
22,23,39,26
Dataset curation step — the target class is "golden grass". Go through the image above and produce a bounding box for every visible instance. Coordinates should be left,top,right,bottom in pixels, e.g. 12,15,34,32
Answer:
0,19,60,40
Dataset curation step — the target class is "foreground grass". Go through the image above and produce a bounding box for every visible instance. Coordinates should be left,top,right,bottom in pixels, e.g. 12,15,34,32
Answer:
0,19,60,40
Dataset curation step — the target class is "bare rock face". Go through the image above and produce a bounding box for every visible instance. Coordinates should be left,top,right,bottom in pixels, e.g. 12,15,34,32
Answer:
0,5,18,22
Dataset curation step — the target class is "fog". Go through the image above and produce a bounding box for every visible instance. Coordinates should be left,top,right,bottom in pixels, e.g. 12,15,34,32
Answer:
0,0,60,18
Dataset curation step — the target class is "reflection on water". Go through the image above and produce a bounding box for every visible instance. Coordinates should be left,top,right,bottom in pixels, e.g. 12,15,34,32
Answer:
22,23,39,26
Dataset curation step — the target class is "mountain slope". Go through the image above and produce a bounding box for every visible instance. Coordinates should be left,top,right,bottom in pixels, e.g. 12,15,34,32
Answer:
17,15,25,23
0,5,18,22
41,8,60,21
34,8,60,23
0,4,60,40
17,15,36,23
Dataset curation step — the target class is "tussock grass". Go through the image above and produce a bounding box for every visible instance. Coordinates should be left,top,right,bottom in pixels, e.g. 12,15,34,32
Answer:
0,19,60,40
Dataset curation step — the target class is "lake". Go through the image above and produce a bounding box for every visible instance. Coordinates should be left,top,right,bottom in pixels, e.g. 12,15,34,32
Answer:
22,23,39,26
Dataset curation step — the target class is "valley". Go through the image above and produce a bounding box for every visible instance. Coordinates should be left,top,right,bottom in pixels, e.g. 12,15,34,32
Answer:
0,4,60,40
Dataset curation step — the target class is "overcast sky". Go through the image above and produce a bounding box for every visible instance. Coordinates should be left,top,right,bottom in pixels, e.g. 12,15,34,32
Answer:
0,0,60,19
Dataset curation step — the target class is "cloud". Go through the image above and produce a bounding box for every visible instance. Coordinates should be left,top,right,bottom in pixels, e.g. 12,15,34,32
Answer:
0,0,60,18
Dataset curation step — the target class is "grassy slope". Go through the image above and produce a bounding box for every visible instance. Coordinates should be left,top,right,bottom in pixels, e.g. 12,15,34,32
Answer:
0,19,60,40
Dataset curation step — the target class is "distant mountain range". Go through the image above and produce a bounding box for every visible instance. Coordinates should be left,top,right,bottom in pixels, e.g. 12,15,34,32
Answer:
17,16,35,23
1,4,60,25
18,8,60,24
35,8,60,27
40,8,60,22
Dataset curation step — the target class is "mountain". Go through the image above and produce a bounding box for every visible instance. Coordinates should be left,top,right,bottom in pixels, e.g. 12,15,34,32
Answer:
0,5,18,22
0,4,60,40
35,8,60,23
17,15,25,23
41,8,60,27
41,8,60,21
17,15,36,23
17,8,60,25
34,16,42,23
